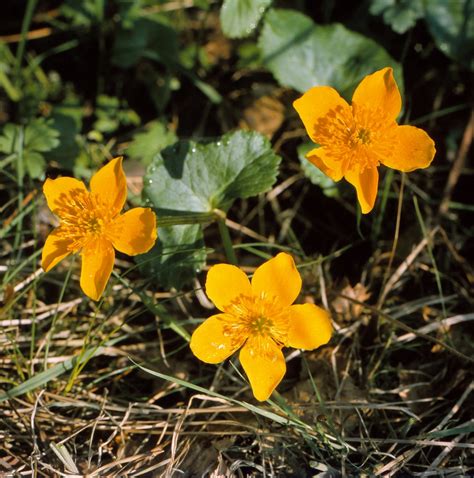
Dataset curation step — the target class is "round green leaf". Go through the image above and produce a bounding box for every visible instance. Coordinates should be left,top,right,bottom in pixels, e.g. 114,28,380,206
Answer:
143,130,282,215
424,0,474,70
221,0,272,39
259,8,403,97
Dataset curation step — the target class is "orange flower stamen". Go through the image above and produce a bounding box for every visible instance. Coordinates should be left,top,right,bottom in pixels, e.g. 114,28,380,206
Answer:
221,293,290,355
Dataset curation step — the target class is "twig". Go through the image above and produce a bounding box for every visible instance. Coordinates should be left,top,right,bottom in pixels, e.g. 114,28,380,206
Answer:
339,294,474,363
439,108,474,215
378,227,439,306
394,312,474,343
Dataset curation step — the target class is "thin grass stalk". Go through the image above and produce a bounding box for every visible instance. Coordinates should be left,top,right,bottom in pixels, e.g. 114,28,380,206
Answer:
43,260,75,370
13,127,24,255
371,168,394,242
413,196,447,319
378,172,405,308
14,0,38,84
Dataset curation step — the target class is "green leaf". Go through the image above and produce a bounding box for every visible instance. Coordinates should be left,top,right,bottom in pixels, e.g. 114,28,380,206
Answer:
0,119,59,156
259,8,403,97
0,119,59,179
133,362,293,426
0,44,20,101
24,118,60,153
47,103,83,170
221,0,272,39
144,130,282,214
142,130,280,288
297,142,339,198
428,424,474,439
24,151,46,179
0,335,124,403
93,95,140,134
127,121,177,166
194,0,211,10
0,346,100,403
60,0,103,27
424,0,474,70
370,0,424,34
237,41,263,68
112,16,178,68
0,124,17,154
0,119,61,155
137,224,206,289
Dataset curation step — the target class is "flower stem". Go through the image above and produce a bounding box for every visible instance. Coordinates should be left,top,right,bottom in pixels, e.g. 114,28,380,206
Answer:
156,212,215,227
215,211,238,266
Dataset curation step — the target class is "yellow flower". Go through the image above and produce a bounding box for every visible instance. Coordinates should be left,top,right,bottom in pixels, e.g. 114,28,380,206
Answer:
42,157,157,301
293,67,436,214
190,253,332,401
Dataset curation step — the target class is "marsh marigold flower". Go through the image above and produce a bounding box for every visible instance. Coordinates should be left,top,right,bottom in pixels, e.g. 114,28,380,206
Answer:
190,253,332,401
42,157,157,300
293,67,436,213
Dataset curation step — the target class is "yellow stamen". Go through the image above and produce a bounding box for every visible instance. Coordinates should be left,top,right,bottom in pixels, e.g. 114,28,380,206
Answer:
53,190,115,252
313,104,398,173
221,293,289,357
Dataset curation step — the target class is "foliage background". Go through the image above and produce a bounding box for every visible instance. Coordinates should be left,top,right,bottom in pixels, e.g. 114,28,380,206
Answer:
0,0,473,475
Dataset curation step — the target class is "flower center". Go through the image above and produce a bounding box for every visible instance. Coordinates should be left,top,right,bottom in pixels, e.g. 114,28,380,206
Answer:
313,104,398,172
53,189,114,251
221,293,289,352
357,128,371,145
250,316,272,335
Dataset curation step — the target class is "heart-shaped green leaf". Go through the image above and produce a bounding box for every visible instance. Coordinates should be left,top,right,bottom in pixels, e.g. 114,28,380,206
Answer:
259,8,403,97
144,130,281,215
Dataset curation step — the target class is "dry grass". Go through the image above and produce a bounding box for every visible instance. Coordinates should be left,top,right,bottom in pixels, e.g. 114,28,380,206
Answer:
1,157,474,476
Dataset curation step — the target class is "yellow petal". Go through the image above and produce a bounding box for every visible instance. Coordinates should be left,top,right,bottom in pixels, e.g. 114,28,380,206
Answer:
43,177,88,217
293,86,351,143
251,252,301,307
287,304,332,350
190,314,244,364
352,67,401,122
381,125,436,172
239,338,286,401
306,147,345,181
42,229,74,272
90,157,127,216
108,208,157,256
345,165,379,214
206,264,252,311
80,239,115,301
